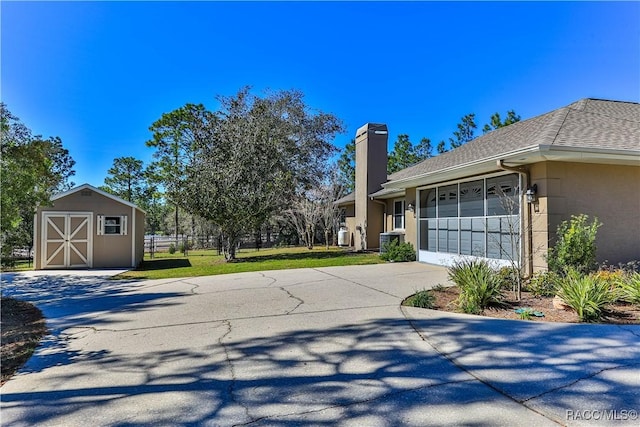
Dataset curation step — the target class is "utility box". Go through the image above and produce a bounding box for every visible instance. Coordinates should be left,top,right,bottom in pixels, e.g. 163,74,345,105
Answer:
379,232,404,254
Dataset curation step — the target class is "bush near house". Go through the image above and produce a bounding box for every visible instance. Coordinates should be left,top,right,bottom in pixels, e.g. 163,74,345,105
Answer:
380,240,416,262
525,271,560,297
547,214,601,276
448,259,503,314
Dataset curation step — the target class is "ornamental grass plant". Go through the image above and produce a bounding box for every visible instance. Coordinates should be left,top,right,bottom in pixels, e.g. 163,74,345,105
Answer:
617,272,640,306
555,269,617,322
449,259,503,314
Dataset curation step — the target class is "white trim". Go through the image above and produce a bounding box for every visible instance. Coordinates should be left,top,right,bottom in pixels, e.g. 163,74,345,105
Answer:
392,199,405,231
131,206,136,267
97,215,104,235
415,170,518,191
120,215,128,235
418,250,511,268
33,213,38,268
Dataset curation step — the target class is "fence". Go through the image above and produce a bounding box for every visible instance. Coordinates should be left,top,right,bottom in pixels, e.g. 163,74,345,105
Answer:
144,232,292,258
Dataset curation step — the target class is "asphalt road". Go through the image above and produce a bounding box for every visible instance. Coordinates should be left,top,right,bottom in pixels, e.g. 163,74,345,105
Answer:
1,263,639,426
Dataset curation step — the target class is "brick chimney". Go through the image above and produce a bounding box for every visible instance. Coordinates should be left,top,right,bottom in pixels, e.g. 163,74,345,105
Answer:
354,123,388,251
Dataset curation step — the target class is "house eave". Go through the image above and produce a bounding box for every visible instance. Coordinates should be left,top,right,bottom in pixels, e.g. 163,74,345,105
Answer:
369,189,406,200
537,145,640,165
384,145,639,189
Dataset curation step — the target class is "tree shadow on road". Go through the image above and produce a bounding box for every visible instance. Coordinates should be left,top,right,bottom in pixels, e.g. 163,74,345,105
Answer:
2,308,639,425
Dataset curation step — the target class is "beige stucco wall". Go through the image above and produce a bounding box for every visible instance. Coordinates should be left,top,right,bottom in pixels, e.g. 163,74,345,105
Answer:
338,204,356,247
35,189,145,269
381,188,418,251
404,187,418,250
530,161,640,269
345,216,357,247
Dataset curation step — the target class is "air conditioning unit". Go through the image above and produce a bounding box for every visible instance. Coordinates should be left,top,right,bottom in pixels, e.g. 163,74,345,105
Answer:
379,232,404,254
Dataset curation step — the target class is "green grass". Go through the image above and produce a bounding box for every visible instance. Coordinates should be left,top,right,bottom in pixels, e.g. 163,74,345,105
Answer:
113,247,384,280
403,289,436,309
0,259,34,272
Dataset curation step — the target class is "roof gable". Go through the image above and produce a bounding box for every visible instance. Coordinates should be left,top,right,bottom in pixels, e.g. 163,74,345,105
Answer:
52,183,144,212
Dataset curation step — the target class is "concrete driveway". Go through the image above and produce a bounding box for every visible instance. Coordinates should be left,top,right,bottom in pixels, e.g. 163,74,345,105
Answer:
1,263,638,426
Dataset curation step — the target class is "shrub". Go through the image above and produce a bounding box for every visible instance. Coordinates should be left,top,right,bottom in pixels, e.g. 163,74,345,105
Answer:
617,272,640,306
547,214,601,275
168,243,176,254
380,240,416,262
179,241,191,254
497,267,519,291
555,269,617,322
449,259,503,314
407,289,436,309
526,271,560,297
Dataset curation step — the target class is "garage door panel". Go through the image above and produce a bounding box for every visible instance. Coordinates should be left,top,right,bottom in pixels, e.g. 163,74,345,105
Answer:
69,242,88,265
69,216,89,239
46,217,66,239
45,242,66,267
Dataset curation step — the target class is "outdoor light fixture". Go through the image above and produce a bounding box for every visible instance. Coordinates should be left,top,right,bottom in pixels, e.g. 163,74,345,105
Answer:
407,201,416,217
526,184,538,204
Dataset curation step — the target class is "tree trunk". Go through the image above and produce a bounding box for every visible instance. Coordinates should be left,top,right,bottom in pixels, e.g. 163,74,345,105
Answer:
223,232,239,261
174,204,179,247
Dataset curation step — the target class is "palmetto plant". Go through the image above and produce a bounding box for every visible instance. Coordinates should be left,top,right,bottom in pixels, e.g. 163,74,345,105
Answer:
449,259,503,314
555,270,617,322
617,272,640,306
408,289,436,309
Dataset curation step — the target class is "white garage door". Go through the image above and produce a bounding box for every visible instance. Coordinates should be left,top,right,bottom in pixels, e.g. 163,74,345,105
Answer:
42,212,93,269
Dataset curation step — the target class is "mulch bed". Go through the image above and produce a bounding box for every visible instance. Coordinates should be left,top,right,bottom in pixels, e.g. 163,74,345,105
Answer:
428,286,640,324
1,297,48,385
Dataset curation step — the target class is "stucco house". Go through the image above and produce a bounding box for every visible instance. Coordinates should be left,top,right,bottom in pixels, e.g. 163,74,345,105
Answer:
34,184,145,269
337,98,640,276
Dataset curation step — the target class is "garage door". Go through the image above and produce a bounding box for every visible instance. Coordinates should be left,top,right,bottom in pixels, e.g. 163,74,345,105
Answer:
42,212,93,269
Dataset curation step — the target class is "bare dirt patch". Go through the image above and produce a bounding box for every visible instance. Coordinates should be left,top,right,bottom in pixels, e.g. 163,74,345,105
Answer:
426,286,640,324
1,297,47,385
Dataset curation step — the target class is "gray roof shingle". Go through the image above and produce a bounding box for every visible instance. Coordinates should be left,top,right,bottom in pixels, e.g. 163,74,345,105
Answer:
386,98,639,185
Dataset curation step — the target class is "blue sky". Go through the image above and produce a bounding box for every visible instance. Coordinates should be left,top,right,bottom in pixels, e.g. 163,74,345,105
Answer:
3,1,639,187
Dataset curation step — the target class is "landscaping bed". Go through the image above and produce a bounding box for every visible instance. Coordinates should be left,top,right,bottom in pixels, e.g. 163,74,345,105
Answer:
413,285,640,324
1,297,47,385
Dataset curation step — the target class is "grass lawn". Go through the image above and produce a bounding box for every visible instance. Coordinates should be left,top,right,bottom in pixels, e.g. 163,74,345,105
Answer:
113,246,385,280
0,259,35,272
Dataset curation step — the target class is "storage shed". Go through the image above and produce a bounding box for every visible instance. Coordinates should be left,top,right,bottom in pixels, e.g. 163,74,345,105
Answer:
34,184,145,269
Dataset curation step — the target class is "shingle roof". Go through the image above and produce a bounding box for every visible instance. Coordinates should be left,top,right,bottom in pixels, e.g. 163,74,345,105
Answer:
334,192,355,206
387,98,640,185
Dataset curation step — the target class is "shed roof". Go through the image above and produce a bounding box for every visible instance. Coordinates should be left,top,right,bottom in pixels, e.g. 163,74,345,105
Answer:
52,183,146,213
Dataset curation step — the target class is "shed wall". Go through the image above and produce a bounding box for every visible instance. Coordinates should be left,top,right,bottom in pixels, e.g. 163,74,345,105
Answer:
35,189,144,269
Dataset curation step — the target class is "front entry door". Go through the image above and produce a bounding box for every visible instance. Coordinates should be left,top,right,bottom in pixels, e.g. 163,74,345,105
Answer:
42,213,93,269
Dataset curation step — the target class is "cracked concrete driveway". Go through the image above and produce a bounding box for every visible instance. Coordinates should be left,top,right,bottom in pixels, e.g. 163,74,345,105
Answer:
1,263,639,426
